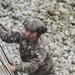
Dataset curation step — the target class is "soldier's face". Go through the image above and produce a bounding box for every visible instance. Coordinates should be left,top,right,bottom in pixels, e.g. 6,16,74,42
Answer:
22,27,31,38
22,27,37,39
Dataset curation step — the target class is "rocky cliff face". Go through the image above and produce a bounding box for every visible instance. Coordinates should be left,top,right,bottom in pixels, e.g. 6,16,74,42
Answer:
0,0,75,75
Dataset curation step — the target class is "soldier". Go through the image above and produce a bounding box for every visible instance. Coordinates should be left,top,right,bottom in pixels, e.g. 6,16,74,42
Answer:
0,17,55,75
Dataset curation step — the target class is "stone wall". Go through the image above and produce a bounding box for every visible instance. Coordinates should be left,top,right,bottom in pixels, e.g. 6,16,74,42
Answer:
0,0,75,75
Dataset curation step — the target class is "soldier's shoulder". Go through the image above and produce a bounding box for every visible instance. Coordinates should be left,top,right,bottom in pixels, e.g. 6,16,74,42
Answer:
38,34,49,49
39,34,52,54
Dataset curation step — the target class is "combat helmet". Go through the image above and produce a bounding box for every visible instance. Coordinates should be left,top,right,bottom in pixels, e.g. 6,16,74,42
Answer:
23,17,47,34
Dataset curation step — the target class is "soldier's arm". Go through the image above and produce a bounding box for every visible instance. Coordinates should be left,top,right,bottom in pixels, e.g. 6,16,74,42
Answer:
0,25,20,43
15,48,47,74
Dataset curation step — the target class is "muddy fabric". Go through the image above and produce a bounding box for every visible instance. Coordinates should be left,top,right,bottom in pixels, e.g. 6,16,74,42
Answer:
0,30,56,75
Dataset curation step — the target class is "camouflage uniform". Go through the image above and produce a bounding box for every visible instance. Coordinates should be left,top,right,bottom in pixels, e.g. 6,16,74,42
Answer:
0,18,56,75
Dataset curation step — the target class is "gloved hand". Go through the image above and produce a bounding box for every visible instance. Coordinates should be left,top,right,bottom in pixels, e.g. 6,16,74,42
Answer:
7,63,16,71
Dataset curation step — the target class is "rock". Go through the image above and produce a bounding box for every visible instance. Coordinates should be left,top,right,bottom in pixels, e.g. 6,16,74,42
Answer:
72,60,75,64
53,50,60,57
0,61,2,66
63,54,69,59
46,7,56,15
64,30,69,36
68,65,75,73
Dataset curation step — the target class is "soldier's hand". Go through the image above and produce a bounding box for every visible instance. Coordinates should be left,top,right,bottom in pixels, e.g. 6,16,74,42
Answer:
7,63,16,71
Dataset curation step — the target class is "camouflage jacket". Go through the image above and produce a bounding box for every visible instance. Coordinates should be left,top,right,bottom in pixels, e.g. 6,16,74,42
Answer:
0,30,55,75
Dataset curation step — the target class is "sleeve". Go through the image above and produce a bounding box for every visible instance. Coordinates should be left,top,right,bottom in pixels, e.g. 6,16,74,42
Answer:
0,30,20,43
15,48,47,74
